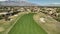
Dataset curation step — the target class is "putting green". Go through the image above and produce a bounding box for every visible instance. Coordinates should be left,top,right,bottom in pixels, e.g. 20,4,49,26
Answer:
8,13,47,34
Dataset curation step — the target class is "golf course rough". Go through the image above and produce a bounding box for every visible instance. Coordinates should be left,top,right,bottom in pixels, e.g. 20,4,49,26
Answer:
8,13,47,34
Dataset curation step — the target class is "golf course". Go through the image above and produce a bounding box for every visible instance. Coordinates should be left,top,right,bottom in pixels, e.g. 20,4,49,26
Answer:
8,13,47,34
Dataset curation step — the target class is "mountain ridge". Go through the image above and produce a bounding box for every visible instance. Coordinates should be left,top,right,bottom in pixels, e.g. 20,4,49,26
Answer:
0,1,39,6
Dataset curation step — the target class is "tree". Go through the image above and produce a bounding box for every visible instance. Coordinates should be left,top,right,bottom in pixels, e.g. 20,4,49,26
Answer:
56,8,60,13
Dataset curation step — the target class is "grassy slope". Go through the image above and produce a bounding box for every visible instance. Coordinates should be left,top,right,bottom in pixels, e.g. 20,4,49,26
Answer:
8,13,47,34
33,12,60,34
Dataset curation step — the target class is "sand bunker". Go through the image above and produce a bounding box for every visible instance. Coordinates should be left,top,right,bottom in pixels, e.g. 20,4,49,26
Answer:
40,18,45,22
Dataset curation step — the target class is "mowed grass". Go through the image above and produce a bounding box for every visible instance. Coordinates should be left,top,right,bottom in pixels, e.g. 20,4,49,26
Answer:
8,13,47,34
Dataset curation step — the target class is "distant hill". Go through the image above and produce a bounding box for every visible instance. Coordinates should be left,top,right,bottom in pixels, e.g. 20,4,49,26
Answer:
0,1,39,6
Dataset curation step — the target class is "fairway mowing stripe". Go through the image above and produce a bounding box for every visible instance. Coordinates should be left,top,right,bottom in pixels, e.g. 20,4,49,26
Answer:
8,13,47,34
6,16,21,34
5,13,27,34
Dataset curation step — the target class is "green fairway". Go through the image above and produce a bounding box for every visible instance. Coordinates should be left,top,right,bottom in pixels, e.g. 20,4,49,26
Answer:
8,13,47,34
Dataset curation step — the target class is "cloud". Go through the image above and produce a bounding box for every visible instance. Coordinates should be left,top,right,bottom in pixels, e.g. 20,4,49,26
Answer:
19,0,27,1
7,0,27,1
52,3,60,4
45,3,60,5
21,0,26,1
0,0,6,1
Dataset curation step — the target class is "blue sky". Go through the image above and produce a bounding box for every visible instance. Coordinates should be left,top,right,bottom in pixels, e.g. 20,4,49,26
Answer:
27,0,60,5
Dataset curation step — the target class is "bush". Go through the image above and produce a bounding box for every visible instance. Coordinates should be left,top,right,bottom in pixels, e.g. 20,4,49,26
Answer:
0,16,3,20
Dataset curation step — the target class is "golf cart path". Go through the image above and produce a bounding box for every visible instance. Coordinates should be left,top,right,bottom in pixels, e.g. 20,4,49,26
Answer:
8,13,47,34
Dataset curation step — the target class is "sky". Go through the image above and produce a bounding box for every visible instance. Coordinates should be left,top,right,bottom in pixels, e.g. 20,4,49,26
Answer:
27,0,60,5
0,0,60,5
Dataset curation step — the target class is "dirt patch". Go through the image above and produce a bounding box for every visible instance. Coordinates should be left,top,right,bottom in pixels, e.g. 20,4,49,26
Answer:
0,27,5,32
